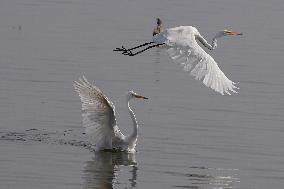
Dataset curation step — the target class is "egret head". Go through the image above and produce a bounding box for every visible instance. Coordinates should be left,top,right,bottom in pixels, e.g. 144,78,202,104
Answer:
127,91,148,101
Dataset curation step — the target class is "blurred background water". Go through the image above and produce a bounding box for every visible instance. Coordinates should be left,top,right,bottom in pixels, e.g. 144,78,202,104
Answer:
1,0,284,188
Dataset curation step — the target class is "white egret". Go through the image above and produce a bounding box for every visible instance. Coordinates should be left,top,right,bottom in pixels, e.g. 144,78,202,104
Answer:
74,76,148,153
114,19,243,95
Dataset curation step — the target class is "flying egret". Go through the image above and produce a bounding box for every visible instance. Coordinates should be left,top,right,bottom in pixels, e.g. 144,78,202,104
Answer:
114,19,243,95
74,76,148,153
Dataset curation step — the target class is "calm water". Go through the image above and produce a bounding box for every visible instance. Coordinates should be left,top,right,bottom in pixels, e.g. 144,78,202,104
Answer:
1,0,284,188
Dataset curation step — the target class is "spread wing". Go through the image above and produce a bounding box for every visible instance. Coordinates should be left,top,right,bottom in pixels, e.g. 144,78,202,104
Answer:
165,27,238,95
74,76,125,150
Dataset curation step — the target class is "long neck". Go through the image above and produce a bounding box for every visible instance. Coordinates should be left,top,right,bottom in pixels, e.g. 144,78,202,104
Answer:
127,100,138,141
201,36,218,50
196,32,223,50
210,32,225,50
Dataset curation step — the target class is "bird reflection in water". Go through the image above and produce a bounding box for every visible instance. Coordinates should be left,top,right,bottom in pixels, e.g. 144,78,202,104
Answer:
82,151,138,189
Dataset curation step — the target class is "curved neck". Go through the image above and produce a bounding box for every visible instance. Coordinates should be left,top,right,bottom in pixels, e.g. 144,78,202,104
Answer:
203,36,218,50
196,32,223,50
211,32,226,50
127,100,138,140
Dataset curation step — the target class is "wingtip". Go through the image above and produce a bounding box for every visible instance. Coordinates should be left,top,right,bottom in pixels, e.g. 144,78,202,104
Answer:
82,75,88,82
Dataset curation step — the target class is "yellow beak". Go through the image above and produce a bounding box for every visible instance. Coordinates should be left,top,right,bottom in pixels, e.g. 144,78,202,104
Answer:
133,94,148,99
224,30,243,36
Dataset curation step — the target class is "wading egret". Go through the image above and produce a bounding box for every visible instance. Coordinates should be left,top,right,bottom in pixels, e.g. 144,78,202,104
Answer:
74,76,148,153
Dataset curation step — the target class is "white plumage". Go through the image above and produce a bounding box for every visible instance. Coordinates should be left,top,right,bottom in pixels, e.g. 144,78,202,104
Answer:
74,76,148,153
157,26,240,95
114,21,242,95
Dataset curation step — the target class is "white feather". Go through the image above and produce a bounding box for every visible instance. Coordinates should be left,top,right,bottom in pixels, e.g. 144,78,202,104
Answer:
74,76,125,150
154,26,238,95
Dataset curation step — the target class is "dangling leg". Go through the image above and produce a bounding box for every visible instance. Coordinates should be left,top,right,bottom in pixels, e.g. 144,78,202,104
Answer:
113,42,165,56
127,43,164,56
113,42,154,55
127,42,155,51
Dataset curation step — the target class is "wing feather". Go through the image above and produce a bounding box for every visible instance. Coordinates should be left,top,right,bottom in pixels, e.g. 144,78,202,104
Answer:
74,76,124,150
164,26,238,95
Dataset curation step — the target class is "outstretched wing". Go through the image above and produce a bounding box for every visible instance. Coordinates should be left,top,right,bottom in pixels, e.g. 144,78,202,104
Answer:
74,76,124,149
164,26,238,95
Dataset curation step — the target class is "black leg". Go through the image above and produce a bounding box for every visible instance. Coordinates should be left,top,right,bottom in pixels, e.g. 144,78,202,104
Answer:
113,42,154,55
113,43,164,56
127,43,164,56
113,45,129,55
127,42,154,51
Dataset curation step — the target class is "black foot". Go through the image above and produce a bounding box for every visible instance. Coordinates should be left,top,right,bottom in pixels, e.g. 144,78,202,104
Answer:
113,46,135,56
113,45,127,53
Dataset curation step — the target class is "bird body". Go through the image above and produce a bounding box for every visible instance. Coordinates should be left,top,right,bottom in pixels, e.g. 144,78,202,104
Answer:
153,25,241,95
114,21,242,95
153,26,197,45
74,76,147,153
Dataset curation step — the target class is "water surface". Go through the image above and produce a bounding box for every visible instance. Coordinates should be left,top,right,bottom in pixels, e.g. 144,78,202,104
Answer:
1,0,284,188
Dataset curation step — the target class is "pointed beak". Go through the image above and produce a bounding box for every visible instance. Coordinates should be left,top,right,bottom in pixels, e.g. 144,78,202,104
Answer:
133,94,148,99
225,30,243,36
